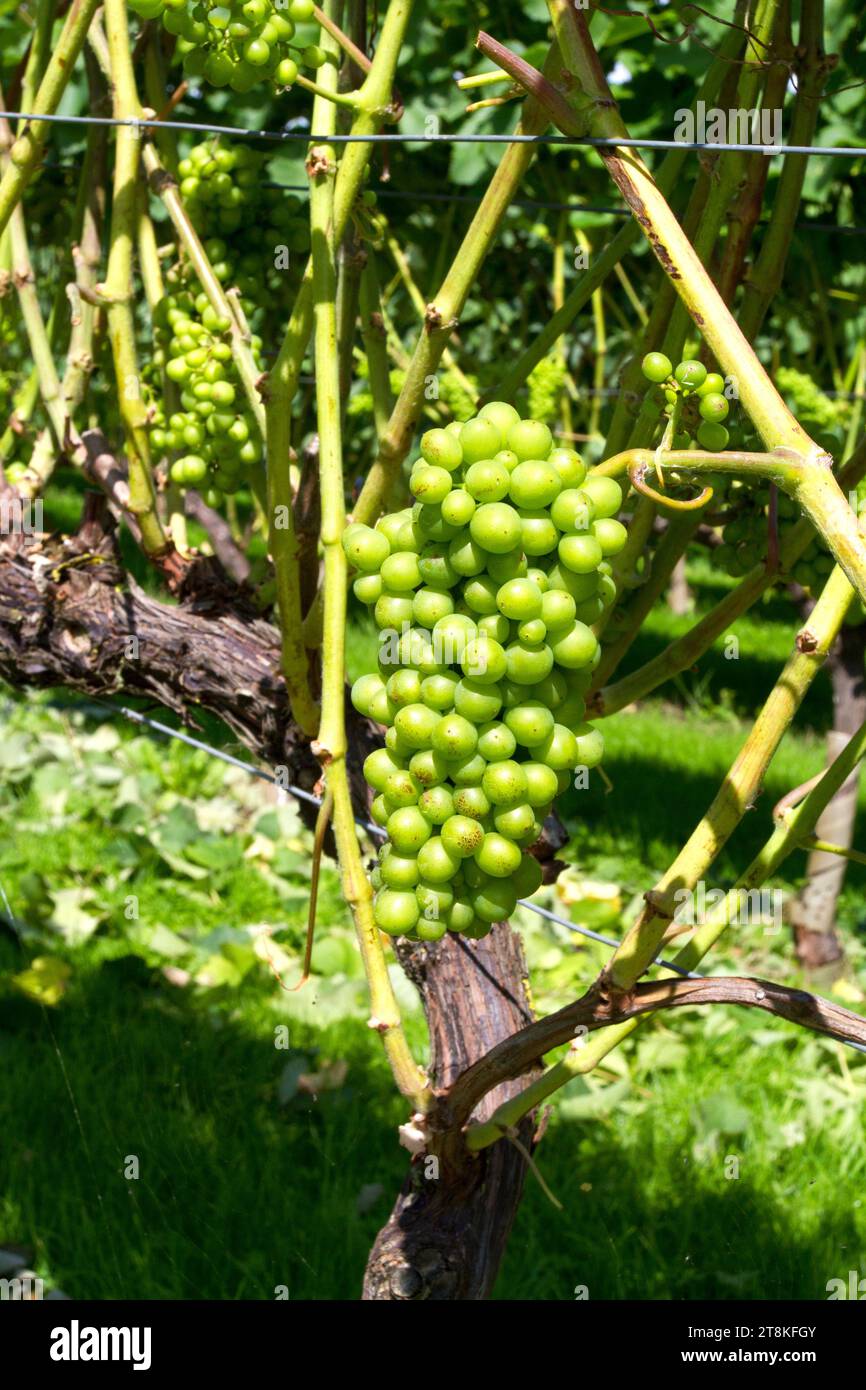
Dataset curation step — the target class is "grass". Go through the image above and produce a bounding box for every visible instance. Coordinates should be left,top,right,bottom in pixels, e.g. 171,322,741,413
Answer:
2,559,866,1300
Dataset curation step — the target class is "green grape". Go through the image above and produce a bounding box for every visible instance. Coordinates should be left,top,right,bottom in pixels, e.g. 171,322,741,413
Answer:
353,404,617,935
642,351,673,384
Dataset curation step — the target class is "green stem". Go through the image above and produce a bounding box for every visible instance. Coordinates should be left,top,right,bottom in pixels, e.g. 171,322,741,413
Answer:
306,17,426,1102
265,0,414,719
0,0,102,239
490,14,745,408
486,8,814,459
103,0,165,557
19,0,58,118
358,253,393,442
467,560,862,1152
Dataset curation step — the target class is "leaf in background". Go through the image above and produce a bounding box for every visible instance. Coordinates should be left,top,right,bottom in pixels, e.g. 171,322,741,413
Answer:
185,836,243,872
558,1076,631,1120
693,1091,751,1138
11,956,72,1007
157,802,201,851
47,889,102,945
277,1054,313,1105
127,921,190,960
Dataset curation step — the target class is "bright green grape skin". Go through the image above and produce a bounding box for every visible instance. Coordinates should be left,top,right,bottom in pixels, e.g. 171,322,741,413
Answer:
441,814,485,859
453,679,502,724
674,359,707,390
505,641,553,685
477,720,517,762
452,785,491,820
386,807,432,855
508,460,561,509
697,421,729,451
417,837,461,883
470,503,523,555
478,400,520,440
465,460,510,503
431,712,479,760
460,418,502,464
418,785,455,825
698,392,730,424
697,372,725,397
504,701,555,748
421,428,463,471
380,851,420,890
472,877,518,924
493,802,536,840
482,759,528,807
522,761,559,808
475,832,522,878
580,475,623,519
506,418,552,462
549,448,587,488
374,890,420,936
642,351,673,383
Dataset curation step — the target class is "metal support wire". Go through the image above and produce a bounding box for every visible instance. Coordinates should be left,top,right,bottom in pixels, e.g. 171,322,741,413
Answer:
70,696,700,978
12,698,866,1052
3,108,865,157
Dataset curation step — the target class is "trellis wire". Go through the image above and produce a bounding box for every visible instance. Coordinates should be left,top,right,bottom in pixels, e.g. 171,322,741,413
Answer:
11,696,866,1056
3,108,865,157
5,99,864,1043
69,696,700,978
37,156,866,236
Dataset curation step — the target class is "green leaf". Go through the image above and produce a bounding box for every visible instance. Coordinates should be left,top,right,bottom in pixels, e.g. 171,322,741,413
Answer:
47,889,102,946
11,956,72,1007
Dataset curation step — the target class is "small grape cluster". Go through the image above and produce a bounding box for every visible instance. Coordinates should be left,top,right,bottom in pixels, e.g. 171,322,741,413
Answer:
129,0,326,92
175,140,308,256
147,287,262,499
641,351,733,453
344,403,626,941
716,483,840,593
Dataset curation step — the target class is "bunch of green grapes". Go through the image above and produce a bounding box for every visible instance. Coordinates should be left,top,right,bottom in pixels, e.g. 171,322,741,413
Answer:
146,284,262,499
526,354,568,425
129,0,326,93
715,480,863,596
176,139,310,262
344,402,625,942
641,350,735,453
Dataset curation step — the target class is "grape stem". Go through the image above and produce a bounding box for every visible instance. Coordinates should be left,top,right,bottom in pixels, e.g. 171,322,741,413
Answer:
466,558,865,1151
102,0,166,557
264,0,415,735
0,0,102,239
309,7,426,1104
299,43,571,649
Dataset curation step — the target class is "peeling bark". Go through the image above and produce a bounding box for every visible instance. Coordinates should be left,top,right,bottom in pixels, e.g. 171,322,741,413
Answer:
362,922,540,1301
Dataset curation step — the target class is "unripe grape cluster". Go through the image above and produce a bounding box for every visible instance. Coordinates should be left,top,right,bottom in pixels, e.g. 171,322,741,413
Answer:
130,0,326,93
144,138,310,499
147,286,263,500
641,351,734,453
345,403,626,942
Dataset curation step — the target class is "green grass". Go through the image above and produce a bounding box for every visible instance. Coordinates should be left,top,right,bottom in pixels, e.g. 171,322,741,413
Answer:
2,563,866,1300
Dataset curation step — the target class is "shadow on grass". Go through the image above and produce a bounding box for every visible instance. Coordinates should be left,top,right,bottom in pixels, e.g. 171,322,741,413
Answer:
497,1124,858,1300
2,942,863,1300
0,945,407,1300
